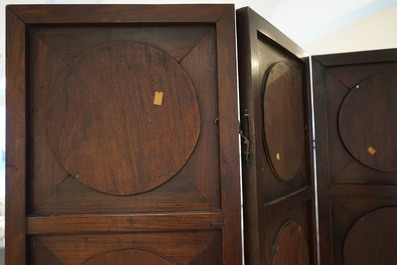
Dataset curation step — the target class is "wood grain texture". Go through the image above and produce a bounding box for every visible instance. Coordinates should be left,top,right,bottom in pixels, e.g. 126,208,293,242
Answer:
29,25,220,215
7,4,241,265
5,7,27,265
28,212,223,234
82,249,175,265
216,7,243,265
46,41,200,195
263,62,305,182
338,73,397,172
31,25,212,64
343,207,397,265
29,33,70,210
313,50,397,265
236,7,315,265
180,28,221,208
270,221,310,265
8,4,232,24
32,231,221,265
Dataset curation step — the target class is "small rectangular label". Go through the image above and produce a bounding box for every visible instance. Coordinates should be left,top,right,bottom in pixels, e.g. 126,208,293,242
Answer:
367,146,376,155
153,91,163,106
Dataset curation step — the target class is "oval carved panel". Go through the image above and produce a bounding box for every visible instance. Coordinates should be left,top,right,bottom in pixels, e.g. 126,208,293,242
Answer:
263,62,305,182
270,221,310,265
82,249,175,265
344,207,397,265
339,73,397,172
46,41,201,195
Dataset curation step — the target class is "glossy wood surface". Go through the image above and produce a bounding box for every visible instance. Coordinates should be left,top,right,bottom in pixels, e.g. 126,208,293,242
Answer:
236,7,315,265
6,4,242,265
338,73,397,172
5,8,27,265
263,62,305,182
82,249,175,265
46,41,200,195
313,49,397,265
343,207,397,265
271,221,310,265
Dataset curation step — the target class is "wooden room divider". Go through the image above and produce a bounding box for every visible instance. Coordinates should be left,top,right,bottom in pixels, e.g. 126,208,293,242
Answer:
6,4,397,265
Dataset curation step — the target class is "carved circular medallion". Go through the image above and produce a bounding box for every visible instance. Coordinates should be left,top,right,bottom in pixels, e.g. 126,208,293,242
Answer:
344,207,397,265
339,73,397,172
263,62,305,182
270,221,310,265
46,41,200,195
82,249,175,265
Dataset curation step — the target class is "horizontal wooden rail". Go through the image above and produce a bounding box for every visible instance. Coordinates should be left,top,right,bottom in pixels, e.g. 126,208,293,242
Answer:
28,211,223,235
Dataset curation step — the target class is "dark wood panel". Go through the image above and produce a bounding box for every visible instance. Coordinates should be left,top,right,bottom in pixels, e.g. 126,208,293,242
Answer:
271,221,311,265
263,62,305,182
343,207,397,265
215,9,242,259
30,231,221,265
29,25,222,214
313,49,397,265
8,4,230,23
28,212,223,235
82,249,175,265
236,7,315,265
45,41,201,195
5,8,27,265
31,26,212,64
6,4,241,265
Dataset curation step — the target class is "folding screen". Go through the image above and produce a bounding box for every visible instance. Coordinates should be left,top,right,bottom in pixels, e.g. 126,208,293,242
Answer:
7,4,397,265
6,5,242,265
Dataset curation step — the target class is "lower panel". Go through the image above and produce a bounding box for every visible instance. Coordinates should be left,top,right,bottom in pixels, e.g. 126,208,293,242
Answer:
30,231,222,265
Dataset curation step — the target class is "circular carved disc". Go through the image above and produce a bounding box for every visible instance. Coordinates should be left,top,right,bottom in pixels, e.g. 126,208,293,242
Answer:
263,62,305,182
339,73,397,172
344,207,397,265
83,249,175,265
46,41,200,195
270,221,310,265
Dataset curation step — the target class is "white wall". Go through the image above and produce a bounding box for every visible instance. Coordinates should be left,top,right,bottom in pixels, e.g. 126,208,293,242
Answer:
305,3,397,55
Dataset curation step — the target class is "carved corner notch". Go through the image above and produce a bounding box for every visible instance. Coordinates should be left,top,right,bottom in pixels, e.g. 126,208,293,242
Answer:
240,109,251,167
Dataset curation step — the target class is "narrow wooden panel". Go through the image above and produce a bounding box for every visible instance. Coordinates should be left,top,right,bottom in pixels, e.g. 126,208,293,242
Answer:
236,7,315,265
216,7,242,263
5,8,27,265
263,62,305,182
28,212,223,234
31,26,212,63
29,34,71,210
8,4,229,23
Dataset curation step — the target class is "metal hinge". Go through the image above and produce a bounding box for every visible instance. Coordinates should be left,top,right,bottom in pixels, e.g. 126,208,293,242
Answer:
239,109,250,167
